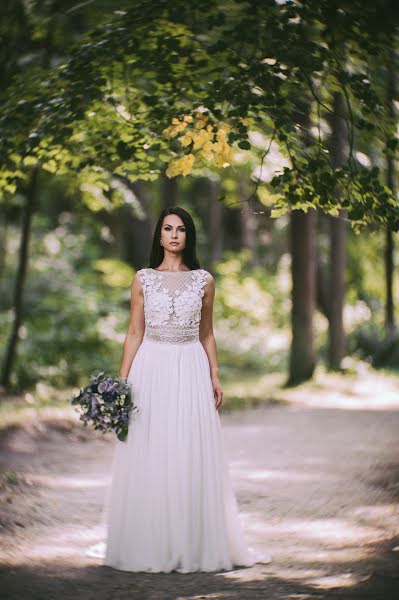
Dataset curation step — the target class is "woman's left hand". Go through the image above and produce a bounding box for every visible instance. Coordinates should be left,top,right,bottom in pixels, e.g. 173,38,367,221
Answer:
212,377,223,410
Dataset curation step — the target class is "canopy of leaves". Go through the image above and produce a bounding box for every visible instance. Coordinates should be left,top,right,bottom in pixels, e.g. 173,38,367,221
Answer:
1,0,399,229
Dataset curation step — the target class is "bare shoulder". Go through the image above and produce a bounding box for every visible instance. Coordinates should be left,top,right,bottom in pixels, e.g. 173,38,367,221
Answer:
204,270,214,284
201,269,215,295
131,269,145,292
202,269,214,281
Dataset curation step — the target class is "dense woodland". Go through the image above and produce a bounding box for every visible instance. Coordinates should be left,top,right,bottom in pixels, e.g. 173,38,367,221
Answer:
1,0,399,393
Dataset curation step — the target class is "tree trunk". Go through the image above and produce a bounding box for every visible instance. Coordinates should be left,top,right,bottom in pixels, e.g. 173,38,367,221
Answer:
239,178,260,268
208,180,224,266
328,214,346,368
127,181,154,267
328,91,347,370
385,226,395,337
224,208,242,252
315,212,330,319
316,254,330,320
385,49,396,338
1,167,38,389
287,96,317,385
287,208,317,385
107,176,154,269
160,170,179,209
0,209,7,278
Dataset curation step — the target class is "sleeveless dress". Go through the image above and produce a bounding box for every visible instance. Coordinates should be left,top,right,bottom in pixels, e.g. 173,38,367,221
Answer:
103,267,270,573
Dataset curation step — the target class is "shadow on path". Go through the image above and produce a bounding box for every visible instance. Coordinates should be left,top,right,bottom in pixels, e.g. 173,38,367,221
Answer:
1,400,399,599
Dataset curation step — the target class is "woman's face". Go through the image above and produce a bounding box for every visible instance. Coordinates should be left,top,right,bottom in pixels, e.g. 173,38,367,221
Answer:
160,214,186,252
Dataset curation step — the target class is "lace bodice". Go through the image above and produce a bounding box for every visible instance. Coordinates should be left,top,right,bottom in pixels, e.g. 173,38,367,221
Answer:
137,268,211,344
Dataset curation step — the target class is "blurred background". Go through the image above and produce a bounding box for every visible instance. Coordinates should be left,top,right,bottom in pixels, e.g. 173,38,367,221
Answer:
1,2,399,598
1,0,399,414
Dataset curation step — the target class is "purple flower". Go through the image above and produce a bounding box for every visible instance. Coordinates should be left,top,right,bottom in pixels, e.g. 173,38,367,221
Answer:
97,378,112,393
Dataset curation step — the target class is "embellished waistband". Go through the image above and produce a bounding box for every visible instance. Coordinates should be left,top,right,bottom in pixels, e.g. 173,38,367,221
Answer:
144,323,199,345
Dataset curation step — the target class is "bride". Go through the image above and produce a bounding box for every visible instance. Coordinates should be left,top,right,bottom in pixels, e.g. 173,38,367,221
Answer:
103,206,271,573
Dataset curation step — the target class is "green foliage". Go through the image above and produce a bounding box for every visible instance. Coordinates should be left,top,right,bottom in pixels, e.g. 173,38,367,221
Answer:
268,161,399,231
1,0,398,228
1,0,399,391
0,229,293,390
1,208,396,391
94,258,134,288
212,251,291,372
0,215,133,391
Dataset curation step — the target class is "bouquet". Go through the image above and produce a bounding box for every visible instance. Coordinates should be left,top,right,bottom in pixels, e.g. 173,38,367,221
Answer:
70,369,138,441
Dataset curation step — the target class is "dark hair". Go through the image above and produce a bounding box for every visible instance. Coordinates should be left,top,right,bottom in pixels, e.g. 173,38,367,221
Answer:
148,207,201,270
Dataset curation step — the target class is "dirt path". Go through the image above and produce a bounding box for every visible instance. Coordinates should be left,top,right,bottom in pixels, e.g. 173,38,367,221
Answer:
1,394,399,599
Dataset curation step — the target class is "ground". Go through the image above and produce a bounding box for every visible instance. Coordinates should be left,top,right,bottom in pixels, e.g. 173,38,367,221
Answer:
0,369,399,600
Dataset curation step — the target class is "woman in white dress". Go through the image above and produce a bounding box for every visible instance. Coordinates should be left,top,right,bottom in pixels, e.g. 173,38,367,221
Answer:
103,206,271,573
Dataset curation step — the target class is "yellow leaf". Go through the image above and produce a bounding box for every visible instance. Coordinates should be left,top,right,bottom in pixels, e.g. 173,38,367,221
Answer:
327,207,339,216
270,207,288,218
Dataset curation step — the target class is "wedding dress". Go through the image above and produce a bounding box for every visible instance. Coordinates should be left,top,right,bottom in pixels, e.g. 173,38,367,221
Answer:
103,267,271,573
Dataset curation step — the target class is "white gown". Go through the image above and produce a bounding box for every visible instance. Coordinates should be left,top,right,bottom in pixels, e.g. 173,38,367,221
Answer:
103,267,270,573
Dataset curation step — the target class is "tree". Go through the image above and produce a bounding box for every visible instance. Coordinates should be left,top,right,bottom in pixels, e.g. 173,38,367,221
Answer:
0,0,123,388
288,208,317,384
287,95,317,385
1,167,38,386
385,47,397,338
327,92,348,370
1,1,398,229
2,0,399,388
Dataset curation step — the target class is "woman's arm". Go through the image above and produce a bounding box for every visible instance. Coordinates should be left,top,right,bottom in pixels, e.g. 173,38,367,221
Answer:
118,272,145,379
199,274,223,409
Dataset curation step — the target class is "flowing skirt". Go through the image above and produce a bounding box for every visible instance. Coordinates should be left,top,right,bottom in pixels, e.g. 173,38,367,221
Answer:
103,337,269,573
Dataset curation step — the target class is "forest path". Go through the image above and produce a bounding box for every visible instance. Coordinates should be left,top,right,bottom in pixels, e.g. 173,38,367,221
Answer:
1,391,399,599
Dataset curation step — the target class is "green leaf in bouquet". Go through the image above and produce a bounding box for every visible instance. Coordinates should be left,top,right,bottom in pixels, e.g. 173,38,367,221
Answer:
117,427,128,442
90,369,105,382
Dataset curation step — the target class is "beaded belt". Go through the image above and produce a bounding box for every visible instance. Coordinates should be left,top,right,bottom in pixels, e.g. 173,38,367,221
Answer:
144,323,199,344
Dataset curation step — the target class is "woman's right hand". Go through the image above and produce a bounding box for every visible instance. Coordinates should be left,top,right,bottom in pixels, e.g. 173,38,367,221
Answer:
119,376,133,400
